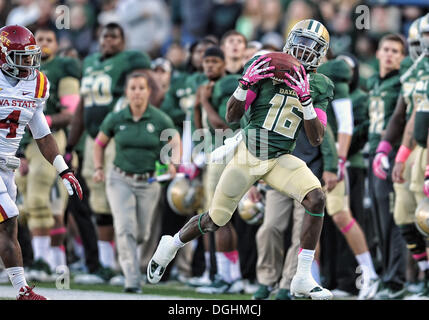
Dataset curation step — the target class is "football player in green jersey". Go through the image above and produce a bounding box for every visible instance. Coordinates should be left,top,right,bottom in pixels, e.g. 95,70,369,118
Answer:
391,13,429,299
148,19,335,300
372,16,429,299
192,46,244,294
318,56,379,299
367,33,408,300
16,26,81,281
66,23,153,280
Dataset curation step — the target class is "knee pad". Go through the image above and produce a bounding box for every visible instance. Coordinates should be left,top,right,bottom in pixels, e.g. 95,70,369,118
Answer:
399,224,427,258
95,213,113,227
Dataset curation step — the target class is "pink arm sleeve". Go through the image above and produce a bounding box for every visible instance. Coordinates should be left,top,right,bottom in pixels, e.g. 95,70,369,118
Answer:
315,108,327,127
245,89,257,111
60,94,80,113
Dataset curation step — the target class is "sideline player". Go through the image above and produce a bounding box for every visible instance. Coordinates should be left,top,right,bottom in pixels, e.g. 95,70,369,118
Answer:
66,23,152,279
16,26,81,281
148,19,335,300
0,25,82,300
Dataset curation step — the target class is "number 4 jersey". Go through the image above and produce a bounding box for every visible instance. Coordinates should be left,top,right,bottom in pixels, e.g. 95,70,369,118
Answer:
242,56,334,159
0,70,49,156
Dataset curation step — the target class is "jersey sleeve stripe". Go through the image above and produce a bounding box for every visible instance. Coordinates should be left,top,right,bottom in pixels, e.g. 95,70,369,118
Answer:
0,205,8,222
37,72,46,98
41,72,48,98
34,70,41,98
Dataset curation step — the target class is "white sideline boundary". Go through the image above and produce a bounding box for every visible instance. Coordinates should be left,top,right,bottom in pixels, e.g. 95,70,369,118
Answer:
0,284,196,300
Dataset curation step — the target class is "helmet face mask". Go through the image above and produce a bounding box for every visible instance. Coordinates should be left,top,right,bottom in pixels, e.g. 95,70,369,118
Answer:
407,16,423,61
0,26,41,81
283,19,329,70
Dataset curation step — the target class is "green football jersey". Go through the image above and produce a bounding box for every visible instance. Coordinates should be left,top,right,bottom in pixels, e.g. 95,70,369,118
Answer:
243,56,334,159
160,71,190,135
196,74,242,152
317,59,352,138
348,88,369,168
41,56,81,115
412,56,429,148
81,50,151,138
367,69,402,154
400,56,418,120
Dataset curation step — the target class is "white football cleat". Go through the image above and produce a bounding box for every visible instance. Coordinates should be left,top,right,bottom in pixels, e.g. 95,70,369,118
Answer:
290,274,333,300
147,235,178,284
358,277,380,300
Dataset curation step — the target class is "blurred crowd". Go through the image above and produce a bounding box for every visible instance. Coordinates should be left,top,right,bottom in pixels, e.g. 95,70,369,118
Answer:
0,0,428,300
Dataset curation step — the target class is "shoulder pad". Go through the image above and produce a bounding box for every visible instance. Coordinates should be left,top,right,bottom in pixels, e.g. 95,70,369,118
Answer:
317,59,352,82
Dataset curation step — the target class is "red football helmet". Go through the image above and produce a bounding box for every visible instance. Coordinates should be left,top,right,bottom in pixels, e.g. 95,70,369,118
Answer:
0,25,41,80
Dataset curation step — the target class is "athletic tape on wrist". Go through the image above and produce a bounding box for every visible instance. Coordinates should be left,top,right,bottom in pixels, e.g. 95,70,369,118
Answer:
53,155,69,174
302,100,317,120
233,86,247,101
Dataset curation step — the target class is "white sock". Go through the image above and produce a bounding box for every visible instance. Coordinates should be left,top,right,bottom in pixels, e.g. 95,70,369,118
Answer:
31,236,51,262
6,267,28,295
417,260,429,272
296,249,315,276
73,238,85,261
215,252,232,283
98,241,116,269
226,251,241,282
48,246,66,272
173,232,186,248
204,251,211,273
311,260,321,285
356,251,378,280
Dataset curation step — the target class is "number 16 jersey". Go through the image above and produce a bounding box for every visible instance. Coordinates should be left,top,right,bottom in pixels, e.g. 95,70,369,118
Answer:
242,56,334,160
0,70,49,156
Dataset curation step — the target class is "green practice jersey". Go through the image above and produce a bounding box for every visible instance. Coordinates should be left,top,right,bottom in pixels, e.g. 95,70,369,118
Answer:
317,59,352,138
81,50,151,138
367,69,402,154
41,56,81,115
243,56,334,159
411,56,429,148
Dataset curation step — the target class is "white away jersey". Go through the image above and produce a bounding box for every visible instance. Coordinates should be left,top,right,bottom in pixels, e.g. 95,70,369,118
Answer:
0,70,50,156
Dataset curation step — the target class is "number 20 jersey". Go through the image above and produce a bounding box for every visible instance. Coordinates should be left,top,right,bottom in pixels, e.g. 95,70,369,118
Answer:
243,56,334,159
0,70,49,156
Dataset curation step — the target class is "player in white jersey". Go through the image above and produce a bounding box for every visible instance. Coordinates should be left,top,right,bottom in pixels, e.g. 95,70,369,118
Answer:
0,25,83,300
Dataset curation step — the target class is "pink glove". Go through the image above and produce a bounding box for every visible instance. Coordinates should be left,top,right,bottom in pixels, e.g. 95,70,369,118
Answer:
239,55,275,88
284,65,311,103
178,163,200,181
424,165,429,198
372,141,392,180
337,156,346,181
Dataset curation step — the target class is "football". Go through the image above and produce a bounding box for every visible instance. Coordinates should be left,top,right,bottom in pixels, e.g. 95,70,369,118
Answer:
263,52,301,82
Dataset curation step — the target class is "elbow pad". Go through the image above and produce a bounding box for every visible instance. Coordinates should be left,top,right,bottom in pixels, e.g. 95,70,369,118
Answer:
332,98,354,135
